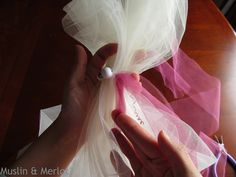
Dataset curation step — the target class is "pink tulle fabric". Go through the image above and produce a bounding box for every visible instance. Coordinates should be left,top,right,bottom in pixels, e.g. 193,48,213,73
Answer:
114,49,225,176
156,49,221,135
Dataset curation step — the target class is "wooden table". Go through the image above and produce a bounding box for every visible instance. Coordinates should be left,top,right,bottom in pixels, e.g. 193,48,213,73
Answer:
0,0,235,175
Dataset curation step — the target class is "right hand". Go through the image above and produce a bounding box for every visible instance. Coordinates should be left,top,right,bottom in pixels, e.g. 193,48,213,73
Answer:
111,110,202,177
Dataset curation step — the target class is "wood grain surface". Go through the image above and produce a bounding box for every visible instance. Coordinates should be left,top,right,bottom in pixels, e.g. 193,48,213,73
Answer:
0,0,235,175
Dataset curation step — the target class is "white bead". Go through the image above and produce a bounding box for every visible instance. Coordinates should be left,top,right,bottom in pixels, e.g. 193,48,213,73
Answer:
101,67,113,79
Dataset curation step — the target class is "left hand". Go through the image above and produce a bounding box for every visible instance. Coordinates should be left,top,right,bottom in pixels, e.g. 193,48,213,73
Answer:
9,44,117,177
60,44,117,128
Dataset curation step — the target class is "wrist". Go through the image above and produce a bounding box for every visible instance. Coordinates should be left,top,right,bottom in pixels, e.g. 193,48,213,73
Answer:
58,110,83,128
54,113,84,148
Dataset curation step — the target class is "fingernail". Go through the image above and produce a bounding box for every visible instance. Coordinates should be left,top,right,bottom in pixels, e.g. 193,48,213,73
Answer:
111,109,121,122
160,130,170,141
131,73,140,81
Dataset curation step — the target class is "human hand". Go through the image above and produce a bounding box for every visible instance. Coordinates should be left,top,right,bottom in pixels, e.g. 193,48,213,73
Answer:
111,110,202,177
9,45,117,176
60,44,117,127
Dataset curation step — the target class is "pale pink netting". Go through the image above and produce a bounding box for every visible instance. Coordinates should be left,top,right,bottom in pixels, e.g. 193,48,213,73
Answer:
156,49,221,135
49,0,226,176
115,48,224,176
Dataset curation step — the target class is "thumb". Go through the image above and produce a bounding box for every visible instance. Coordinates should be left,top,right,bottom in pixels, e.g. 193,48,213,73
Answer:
158,131,201,177
93,43,118,70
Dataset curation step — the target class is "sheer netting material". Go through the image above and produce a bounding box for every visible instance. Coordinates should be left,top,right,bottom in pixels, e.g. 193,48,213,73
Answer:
43,0,226,176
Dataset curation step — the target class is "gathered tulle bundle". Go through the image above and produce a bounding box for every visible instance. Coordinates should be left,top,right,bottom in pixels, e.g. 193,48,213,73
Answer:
46,0,226,176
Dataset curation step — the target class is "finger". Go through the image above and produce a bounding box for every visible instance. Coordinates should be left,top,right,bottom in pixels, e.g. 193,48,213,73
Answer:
158,130,190,165
86,43,117,85
111,128,142,174
112,110,161,159
70,45,88,86
133,50,146,62
91,43,117,71
112,128,167,177
158,131,200,176
96,43,118,60
131,73,140,82
132,144,169,177
110,150,134,177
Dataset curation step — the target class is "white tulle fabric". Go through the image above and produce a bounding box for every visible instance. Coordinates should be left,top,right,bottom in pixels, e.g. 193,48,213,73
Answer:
39,0,217,176
62,0,187,73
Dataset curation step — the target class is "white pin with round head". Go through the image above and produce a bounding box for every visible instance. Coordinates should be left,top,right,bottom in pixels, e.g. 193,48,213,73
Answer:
100,67,113,79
